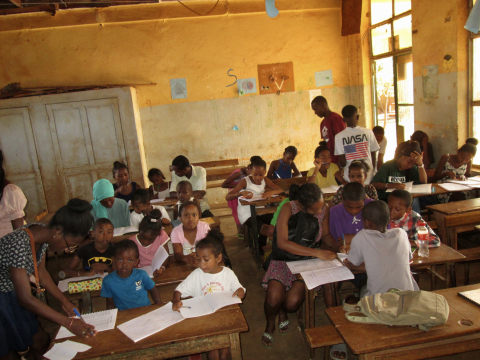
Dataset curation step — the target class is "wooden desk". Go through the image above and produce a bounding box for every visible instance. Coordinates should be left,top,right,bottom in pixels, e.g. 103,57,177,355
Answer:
65,256,195,314
239,195,287,267
427,199,480,249
50,304,248,360
271,176,307,190
325,284,480,359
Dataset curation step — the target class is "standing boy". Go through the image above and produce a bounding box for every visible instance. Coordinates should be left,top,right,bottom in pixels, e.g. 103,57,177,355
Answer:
311,96,346,164
335,105,379,183
372,126,387,171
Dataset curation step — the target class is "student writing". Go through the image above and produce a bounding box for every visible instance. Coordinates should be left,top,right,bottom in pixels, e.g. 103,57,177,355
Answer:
130,189,170,227
307,141,346,189
267,146,300,179
112,161,141,203
147,168,170,200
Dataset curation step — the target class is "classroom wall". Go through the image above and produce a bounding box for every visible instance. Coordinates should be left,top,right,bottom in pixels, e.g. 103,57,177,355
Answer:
412,0,469,163
0,0,372,206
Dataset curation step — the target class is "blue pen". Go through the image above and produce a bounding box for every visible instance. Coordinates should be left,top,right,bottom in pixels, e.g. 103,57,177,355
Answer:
341,233,346,247
73,308,94,335
393,176,402,183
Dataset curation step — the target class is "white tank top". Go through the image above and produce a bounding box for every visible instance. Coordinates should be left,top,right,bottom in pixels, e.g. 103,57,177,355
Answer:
237,176,266,225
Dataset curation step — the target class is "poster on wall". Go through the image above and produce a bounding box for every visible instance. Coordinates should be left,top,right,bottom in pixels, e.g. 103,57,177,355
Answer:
170,78,187,99
237,78,257,95
422,65,438,100
314,70,333,87
257,62,295,95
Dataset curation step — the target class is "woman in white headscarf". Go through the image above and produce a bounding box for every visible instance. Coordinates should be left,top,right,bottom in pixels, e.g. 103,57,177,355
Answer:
90,179,130,228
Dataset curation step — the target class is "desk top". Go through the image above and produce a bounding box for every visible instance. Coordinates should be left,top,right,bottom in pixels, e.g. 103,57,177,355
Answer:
427,198,480,215
434,284,480,327
271,176,307,190
326,285,480,355
410,243,465,267
53,304,248,359
239,194,287,207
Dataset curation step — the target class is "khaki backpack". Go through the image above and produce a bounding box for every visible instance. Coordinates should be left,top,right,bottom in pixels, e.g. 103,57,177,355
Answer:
345,289,449,331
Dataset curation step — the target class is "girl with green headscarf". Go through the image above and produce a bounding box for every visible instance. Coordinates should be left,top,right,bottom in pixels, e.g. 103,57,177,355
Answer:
91,179,130,228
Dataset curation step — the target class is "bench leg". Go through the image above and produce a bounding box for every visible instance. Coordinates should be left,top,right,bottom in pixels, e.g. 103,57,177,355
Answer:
81,292,92,314
229,333,242,360
324,345,330,360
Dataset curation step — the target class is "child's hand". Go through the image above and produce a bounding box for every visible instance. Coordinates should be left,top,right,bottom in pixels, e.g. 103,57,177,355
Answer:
161,218,171,225
390,183,406,190
83,268,102,276
70,319,97,338
313,159,322,171
193,193,204,200
338,244,348,254
315,249,336,261
410,151,424,167
233,287,245,299
90,263,109,272
153,266,166,277
267,225,275,237
343,258,353,269
445,171,456,180
261,190,276,199
190,253,199,267
239,191,253,199
172,300,183,312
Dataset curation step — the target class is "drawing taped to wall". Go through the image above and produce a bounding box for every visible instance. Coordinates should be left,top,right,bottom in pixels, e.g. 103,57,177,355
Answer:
170,78,187,99
314,69,333,87
237,78,257,95
443,55,454,72
422,65,438,101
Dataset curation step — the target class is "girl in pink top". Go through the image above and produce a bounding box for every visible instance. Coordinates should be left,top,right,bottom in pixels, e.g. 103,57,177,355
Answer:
171,201,210,266
129,209,169,276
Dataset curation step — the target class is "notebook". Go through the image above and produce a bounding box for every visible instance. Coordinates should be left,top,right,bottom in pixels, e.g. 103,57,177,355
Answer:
320,185,339,195
458,288,480,306
437,183,473,192
113,225,139,236
386,181,413,192
56,309,118,339
44,341,91,360
139,245,169,278
179,291,242,319
286,258,342,274
239,194,279,202
302,266,355,290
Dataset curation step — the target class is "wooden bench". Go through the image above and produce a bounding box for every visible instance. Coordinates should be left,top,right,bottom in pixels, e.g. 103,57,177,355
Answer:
305,325,343,360
191,159,242,188
455,248,480,285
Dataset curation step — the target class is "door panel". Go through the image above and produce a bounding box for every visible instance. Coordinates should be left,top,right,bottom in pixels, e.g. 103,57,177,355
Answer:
0,108,47,221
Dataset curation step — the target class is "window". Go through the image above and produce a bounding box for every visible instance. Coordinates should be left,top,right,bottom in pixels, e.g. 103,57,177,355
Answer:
371,0,413,162
471,0,480,164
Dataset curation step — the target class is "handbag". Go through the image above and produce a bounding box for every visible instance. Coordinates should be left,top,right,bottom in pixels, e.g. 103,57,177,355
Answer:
68,278,103,294
25,228,47,304
271,210,321,261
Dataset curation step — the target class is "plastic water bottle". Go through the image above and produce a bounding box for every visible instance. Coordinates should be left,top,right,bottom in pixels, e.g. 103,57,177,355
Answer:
418,223,429,257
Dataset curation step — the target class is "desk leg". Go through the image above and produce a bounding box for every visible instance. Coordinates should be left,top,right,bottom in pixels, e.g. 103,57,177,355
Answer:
250,205,261,267
229,333,242,360
446,263,454,288
447,227,458,250
432,211,448,246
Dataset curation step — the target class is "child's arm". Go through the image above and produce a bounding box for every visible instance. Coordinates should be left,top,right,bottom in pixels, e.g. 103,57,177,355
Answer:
148,185,158,199
193,198,201,211
172,290,183,312
266,160,278,179
291,162,300,177
343,259,366,272
225,178,249,201
153,246,170,277
335,170,348,185
322,205,347,253
233,287,246,299
106,297,116,310
378,152,385,169
148,287,162,305
371,151,377,172
338,154,347,168
263,178,284,198
466,159,473,178
221,171,243,188
307,160,321,184
173,243,197,265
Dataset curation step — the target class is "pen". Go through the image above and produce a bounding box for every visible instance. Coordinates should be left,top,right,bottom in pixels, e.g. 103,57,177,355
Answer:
73,308,94,336
341,233,346,247
393,176,402,183
180,306,191,309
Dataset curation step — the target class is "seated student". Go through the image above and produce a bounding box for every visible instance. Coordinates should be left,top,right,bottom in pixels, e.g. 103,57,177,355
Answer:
395,131,435,169
222,161,252,238
371,141,427,214
129,209,170,273
147,168,170,200
344,201,418,296
112,161,141,203
61,218,115,279
173,230,245,360
432,139,478,203
91,179,130,228
331,160,378,206
171,201,210,266
226,156,283,252
173,181,202,221
329,182,374,249
130,189,171,227
262,184,344,347
388,190,440,247
307,141,346,189
170,155,213,218
267,146,300,179
334,105,380,184
372,126,387,170
100,239,161,310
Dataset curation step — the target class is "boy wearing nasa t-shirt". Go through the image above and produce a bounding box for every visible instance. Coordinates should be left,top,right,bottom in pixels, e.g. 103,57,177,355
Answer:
334,105,379,184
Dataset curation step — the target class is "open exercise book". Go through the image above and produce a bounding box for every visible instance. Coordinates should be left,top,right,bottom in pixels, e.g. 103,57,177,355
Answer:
239,194,279,202
444,179,480,189
320,185,340,195
287,257,354,290
118,292,242,342
139,245,169,278
113,225,139,236
458,288,480,307
128,198,165,206
56,309,118,339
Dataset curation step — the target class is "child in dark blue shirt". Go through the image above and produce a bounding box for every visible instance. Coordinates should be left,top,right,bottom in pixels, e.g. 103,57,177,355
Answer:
101,239,161,310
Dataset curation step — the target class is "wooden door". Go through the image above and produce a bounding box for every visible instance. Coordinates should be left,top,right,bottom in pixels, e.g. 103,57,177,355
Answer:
0,107,47,221
46,98,127,203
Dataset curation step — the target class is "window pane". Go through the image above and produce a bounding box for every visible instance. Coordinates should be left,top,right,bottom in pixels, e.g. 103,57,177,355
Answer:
393,15,412,50
397,53,413,104
372,24,392,55
394,0,411,15
371,0,392,25
398,106,415,141
473,107,480,164
474,37,480,101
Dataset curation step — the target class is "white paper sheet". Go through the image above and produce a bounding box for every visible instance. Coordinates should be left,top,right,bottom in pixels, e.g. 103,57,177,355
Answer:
44,344,78,360
386,181,413,192
337,253,348,262
59,341,92,352
140,245,169,278
56,309,118,339
467,176,480,182
320,187,337,195
117,302,185,343
437,183,473,192
239,194,279,202
410,184,432,194
446,179,480,188
57,273,107,293
150,198,165,204
286,258,342,274
179,291,242,319
301,266,355,290
113,225,139,236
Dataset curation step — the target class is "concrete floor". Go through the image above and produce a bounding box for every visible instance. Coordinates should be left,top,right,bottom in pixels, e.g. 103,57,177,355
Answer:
43,215,480,360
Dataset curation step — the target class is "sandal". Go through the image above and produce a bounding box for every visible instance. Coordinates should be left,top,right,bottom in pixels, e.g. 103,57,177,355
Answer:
330,343,348,360
262,332,274,347
278,320,289,334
